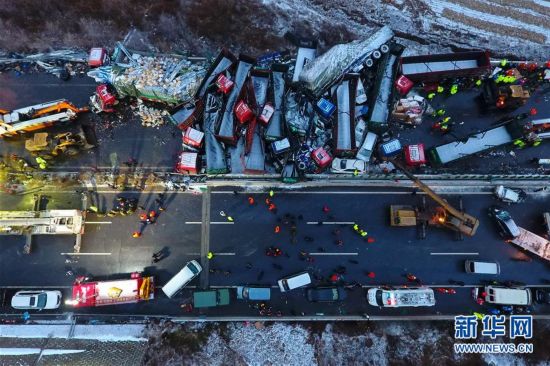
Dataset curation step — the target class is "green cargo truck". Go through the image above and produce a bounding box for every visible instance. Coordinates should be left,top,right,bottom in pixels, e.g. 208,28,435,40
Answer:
193,289,230,308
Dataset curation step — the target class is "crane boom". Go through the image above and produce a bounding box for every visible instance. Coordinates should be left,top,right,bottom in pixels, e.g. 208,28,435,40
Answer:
394,161,479,236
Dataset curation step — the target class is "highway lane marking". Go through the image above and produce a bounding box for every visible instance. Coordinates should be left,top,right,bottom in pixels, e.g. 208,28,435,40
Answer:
85,221,112,224
310,252,358,255
307,221,355,225
186,222,234,224
214,253,236,256
430,252,479,255
60,252,112,256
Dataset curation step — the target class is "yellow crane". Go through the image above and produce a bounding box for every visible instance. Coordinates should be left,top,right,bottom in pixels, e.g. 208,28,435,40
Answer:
392,161,479,237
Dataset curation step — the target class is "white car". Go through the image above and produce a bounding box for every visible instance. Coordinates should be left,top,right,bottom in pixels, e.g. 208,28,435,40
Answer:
11,290,62,310
494,185,526,203
331,158,367,174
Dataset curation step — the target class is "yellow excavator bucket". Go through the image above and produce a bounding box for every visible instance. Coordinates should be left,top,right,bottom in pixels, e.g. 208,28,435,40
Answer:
25,133,49,151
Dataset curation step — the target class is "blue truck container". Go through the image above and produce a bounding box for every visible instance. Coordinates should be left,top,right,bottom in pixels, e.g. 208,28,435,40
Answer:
316,98,336,118
380,139,402,157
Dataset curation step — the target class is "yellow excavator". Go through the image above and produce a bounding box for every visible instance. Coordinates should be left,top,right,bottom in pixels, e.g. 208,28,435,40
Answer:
390,161,479,238
25,131,92,158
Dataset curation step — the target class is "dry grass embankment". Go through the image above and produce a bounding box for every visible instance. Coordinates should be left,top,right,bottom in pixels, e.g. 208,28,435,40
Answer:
0,0,354,55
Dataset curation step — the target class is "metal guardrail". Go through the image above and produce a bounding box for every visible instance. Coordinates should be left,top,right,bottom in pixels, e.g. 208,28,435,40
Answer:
3,313,550,323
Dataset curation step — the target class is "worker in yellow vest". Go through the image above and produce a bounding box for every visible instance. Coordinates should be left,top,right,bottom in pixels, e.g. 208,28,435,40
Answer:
35,156,48,170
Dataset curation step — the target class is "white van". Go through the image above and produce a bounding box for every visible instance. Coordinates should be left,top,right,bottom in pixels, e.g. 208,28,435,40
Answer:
483,286,532,306
367,287,435,307
162,260,202,298
278,272,312,292
356,132,378,162
464,260,500,275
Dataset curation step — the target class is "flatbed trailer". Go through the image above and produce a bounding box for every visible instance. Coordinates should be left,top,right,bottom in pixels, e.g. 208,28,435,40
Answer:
509,227,550,262
333,76,357,156
70,274,154,307
399,51,491,82
428,117,525,166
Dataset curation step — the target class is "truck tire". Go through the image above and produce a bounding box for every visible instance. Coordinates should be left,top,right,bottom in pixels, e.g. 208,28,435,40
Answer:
380,44,390,53
59,69,70,81
372,50,382,59
365,58,374,68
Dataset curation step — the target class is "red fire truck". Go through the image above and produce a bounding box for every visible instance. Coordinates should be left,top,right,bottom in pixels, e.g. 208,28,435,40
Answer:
68,273,154,307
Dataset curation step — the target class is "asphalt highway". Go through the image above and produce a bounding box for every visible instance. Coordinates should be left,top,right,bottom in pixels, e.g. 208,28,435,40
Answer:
1,186,549,318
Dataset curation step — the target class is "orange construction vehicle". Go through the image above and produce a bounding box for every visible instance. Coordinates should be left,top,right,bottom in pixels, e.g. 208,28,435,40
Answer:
391,160,479,238
0,100,88,138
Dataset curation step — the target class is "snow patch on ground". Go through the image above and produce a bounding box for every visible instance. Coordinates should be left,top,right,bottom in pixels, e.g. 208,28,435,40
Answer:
0,348,85,356
316,323,389,366
0,324,146,342
430,0,550,36
227,323,316,366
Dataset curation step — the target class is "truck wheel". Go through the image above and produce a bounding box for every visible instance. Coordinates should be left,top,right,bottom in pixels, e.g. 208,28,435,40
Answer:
365,58,374,68
380,44,390,53
372,50,382,59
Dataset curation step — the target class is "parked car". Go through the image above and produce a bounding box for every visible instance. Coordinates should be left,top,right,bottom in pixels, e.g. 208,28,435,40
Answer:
464,260,500,275
278,272,312,293
367,287,435,307
356,132,378,162
494,185,526,203
488,206,520,239
331,158,367,174
535,289,550,304
236,286,271,301
193,289,230,308
481,286,532,306
162,260,202,298
11,290,62,310
306,287,347,302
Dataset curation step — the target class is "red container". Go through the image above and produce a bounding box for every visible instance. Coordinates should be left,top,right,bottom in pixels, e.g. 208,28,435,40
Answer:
175,152,199,174
183,127,205,149
395,75,414,95
88,48,109,67
405,144,426,166
311,147,333,169
235,100,254,124
216,74,234,94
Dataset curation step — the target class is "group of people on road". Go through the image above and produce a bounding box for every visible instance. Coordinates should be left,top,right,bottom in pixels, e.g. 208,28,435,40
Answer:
132,193,166,238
